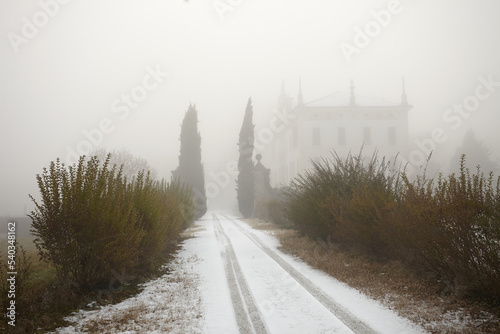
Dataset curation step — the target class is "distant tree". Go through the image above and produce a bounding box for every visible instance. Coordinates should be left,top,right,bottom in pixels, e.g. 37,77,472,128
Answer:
92,148,157,179
237,98,255,218
450,129,498,174
172,105,207,219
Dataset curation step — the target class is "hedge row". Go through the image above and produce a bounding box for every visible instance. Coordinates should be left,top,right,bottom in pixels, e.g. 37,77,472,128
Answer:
28,155,194,291
284,151,500,300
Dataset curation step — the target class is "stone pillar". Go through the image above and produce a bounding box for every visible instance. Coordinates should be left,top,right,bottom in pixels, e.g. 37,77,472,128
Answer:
254,154,273,219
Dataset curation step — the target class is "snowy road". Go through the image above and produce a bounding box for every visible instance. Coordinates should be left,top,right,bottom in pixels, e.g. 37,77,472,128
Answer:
198,213,425,334
56,212,426,333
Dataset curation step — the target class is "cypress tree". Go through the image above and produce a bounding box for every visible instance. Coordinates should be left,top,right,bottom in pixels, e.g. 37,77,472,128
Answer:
237,98,255,218
172,104,207,219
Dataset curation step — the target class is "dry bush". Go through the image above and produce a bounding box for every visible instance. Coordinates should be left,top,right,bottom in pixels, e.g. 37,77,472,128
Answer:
29,156,144,290
0,243,34,333
267,198,293,228
253,198,272,222
29,154,195,291
134,175,195,272
284,150,500,303
392,156,500,301
285,149,401,256
254,188,292,228
0,237,84,333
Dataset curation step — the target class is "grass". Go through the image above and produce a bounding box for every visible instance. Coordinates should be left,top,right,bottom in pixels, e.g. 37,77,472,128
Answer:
0,237,55,281
0,237,63,332
246,218,500,334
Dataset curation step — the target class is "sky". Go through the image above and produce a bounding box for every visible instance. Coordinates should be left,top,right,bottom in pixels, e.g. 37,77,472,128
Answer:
1,0,500,216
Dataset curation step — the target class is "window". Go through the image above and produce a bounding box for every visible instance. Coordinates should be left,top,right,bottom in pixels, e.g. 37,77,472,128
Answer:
312,127,321,146
388,127,397,145
338,127,346,145
363,127,371,145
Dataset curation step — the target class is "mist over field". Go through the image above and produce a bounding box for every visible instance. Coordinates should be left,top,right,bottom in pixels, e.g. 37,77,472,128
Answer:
1,0,500,216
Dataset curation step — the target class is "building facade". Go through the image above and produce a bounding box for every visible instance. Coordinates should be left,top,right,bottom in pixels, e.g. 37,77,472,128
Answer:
268,80,413,187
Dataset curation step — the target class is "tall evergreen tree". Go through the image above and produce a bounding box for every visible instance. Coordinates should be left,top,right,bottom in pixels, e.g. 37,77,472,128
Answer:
237,98,255,218
450,129,498,174
172,104,207,219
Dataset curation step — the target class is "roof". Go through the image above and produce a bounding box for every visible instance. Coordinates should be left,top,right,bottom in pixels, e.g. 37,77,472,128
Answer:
304,91,401,108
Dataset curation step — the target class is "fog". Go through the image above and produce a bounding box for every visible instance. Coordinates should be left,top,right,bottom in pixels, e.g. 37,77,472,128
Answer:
1,0,500,216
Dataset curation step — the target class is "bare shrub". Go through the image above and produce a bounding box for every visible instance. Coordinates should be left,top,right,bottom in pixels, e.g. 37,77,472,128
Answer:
29,156,143,290
285,151,500,301
393,155,500,299
285,149,401,256
28,154,195,291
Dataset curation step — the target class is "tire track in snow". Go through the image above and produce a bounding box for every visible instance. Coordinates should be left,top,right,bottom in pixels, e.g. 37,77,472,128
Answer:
221,214,378,334
213,214,269,334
